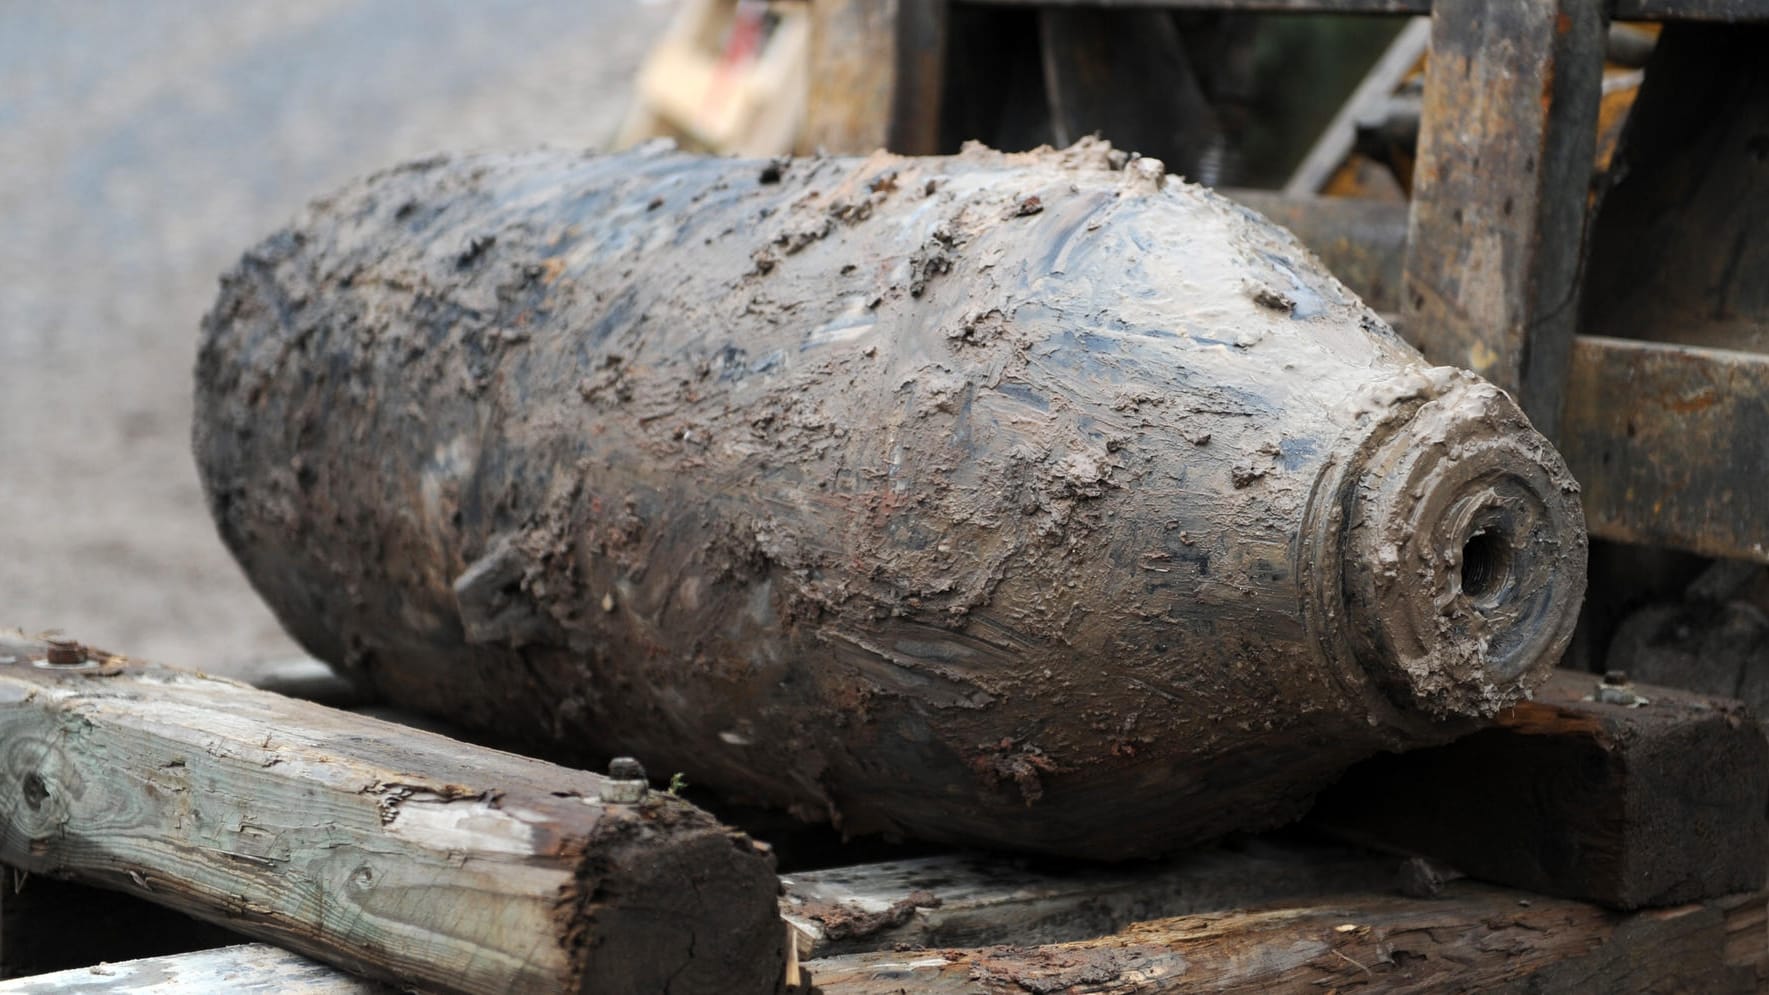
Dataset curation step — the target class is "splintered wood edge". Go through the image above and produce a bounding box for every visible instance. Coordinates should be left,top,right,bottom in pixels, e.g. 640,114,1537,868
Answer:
802,882,1769,994
778,840,1405,959
0,631,785,995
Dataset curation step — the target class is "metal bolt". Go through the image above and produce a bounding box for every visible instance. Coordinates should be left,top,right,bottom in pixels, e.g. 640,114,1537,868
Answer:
1594,670,1650,708
603,756,649,804
44,639,86,667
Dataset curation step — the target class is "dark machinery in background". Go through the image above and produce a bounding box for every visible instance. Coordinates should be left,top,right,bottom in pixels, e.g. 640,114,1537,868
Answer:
805,0,1769,711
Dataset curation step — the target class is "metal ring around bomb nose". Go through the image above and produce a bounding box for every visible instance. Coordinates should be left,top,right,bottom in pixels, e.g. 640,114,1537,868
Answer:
1339,378,1587,717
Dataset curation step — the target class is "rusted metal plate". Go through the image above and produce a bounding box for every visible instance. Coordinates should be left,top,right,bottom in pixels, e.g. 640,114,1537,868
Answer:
1401,0,1607,437
1561,337,1769,563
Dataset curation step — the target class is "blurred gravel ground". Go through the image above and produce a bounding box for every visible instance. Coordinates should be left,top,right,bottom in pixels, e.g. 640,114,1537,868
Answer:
0,0,673,672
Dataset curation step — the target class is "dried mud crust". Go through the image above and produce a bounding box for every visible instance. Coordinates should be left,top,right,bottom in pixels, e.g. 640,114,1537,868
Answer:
195,139,1586,859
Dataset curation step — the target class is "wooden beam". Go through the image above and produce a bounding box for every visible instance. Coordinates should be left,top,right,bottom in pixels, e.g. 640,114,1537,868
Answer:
782,839,1401,959
806,881,1765,994
0,632,786,995
1,872,240,980
804,0,947,155
1309,669,1769,909
1561,337,1769,563
0,943,387,994
1401,0,1607,438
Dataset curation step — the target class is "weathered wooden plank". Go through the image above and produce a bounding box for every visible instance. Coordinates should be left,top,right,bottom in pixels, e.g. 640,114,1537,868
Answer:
805,881,1761,994
0,943,388,994
0,632,786,995
1607,563,1769,724
1561,337,1769,563
0,871,241,980
1309,669,1769,908
781,839,1403,959
1401,0,1606,438
804,0,899,153
804,0,946,155
1612,0,1769,18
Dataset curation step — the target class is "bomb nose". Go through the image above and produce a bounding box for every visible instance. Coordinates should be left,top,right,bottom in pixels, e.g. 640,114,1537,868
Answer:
1340,376,1588,718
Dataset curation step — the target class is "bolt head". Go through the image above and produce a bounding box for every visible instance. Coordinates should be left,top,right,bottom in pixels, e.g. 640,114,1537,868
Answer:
44,639,85,666
608,756,647,781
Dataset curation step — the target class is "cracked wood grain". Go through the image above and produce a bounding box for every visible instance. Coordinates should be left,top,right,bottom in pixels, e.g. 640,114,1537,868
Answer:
0,632,785,995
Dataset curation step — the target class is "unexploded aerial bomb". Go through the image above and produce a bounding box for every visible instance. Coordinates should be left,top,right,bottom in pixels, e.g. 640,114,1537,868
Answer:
194,141,1587,859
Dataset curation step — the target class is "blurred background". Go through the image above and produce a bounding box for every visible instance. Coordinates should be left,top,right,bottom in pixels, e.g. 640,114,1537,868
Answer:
0,1,674,673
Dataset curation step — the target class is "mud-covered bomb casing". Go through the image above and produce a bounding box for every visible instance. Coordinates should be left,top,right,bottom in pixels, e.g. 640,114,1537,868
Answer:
195,141,1587,859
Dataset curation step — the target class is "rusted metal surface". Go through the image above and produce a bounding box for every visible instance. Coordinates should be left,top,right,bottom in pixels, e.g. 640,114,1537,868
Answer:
1401,0,1607,439
1561,338,1769,563
194,143,1586,859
